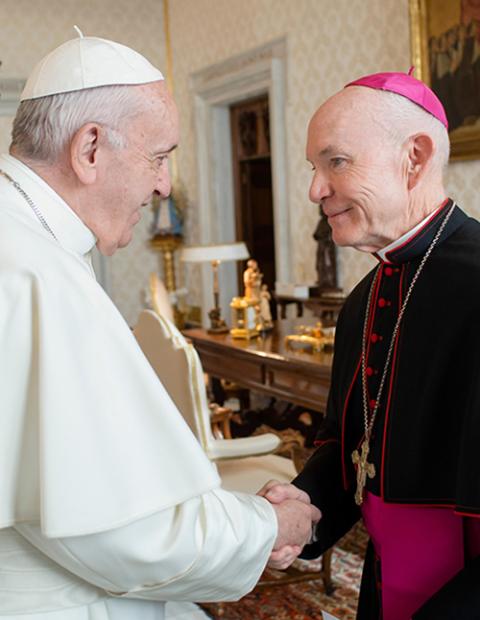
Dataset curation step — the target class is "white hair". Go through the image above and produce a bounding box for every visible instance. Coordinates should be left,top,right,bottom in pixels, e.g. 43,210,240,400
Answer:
10,84,147,163
369,89,450,173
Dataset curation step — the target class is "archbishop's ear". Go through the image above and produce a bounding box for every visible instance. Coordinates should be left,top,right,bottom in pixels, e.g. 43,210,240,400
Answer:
406,133,434,190
69,123,102,185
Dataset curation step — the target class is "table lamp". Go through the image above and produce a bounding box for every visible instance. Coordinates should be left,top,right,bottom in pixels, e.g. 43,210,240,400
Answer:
181,242,249,333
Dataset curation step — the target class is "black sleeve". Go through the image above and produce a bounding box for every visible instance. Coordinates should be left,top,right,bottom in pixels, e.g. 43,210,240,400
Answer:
413,555,480,619
292,299,362,559
293,440,361,559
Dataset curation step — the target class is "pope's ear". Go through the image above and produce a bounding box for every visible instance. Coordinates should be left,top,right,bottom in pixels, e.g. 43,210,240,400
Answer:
406,133,434,190
70,123,103,185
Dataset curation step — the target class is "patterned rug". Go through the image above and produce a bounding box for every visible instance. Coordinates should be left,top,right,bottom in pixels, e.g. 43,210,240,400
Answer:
200,523,367,620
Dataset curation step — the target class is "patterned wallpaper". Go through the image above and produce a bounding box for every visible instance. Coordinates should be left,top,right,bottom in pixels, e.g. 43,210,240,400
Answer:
1,0,479,325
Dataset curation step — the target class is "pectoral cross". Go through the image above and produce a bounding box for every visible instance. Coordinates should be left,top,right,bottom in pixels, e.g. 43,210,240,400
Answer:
351,439,376,506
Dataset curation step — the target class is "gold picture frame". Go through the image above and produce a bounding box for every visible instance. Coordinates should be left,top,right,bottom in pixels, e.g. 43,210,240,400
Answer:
409,0,480,160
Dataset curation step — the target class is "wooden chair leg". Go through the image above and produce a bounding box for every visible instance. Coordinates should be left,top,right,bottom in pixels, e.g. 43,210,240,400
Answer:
322,548,334,595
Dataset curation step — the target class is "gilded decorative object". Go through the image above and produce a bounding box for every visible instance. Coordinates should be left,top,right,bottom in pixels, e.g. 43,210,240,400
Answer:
243,258,262,301
230,296,259,339
285,322,334,353
409,0,480,160
150,235,184,327
181,242,249,333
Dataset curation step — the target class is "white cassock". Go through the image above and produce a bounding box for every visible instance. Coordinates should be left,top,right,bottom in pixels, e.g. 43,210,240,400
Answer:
0,154,277,619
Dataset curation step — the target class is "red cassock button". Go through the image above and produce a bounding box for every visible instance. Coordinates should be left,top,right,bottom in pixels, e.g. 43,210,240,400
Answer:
384,267,393,276
378,298,387,307
366,367,374,376
370,333,379,343
369,399,377,409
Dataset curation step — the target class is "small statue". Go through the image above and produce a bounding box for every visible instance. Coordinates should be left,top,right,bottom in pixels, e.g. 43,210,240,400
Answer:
313,208,338,293
208,306,228,332
243,259,262,301
150,190,184,239
258,284,273,331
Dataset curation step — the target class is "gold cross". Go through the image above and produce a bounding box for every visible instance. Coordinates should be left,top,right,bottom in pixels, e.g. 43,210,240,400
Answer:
351,439,376,506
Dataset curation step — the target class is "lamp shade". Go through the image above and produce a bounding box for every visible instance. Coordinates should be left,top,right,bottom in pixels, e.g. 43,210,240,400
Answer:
181,242,249,263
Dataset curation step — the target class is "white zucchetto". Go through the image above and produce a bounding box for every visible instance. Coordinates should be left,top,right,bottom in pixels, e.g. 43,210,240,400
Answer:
21,28,164,101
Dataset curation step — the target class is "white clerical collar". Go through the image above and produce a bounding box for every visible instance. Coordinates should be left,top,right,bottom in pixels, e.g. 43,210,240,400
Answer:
376,206,443,262
0,153,96,256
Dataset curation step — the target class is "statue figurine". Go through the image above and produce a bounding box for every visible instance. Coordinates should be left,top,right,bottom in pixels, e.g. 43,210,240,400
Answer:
243,259,262,301
258,284,273,331
313,208,338,293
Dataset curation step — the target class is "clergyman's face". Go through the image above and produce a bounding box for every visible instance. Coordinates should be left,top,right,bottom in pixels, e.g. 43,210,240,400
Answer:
306,87,409,252
95,81,179,255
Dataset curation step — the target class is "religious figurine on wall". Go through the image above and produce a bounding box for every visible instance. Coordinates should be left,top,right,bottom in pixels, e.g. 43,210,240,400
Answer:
258,284,273,331
150,193,183,239
243,259,262,300
313,206,339,293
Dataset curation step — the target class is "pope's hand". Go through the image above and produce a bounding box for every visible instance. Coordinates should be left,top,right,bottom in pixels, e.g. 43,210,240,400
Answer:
257,480,321,570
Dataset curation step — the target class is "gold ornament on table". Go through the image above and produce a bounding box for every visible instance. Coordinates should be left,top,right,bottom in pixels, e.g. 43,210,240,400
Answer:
230,295,260,339
284,322,335,354
230,257,265,339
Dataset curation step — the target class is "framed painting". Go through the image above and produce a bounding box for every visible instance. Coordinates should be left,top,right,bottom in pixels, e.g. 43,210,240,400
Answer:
409,0,480,160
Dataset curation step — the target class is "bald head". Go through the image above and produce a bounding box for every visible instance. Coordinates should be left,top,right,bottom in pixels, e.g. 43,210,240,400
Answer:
306,86,448,253
309,86,449,172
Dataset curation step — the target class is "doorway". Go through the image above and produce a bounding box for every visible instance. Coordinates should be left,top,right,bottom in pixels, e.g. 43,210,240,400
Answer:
230,96,276,300
191,38,291,327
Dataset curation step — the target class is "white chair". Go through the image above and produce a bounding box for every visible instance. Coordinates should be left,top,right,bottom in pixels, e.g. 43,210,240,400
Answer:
148,272,174,323
133,310,296,490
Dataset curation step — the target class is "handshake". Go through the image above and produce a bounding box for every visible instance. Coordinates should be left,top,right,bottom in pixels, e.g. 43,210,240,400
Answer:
257,480,321,570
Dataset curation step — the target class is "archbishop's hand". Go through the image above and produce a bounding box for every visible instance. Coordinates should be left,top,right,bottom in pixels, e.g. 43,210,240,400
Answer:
257,480,313,506
257,480,321,570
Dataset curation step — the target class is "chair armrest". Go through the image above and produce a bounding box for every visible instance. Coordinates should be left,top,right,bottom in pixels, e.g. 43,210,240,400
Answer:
274,438,304,474
207,433,282,460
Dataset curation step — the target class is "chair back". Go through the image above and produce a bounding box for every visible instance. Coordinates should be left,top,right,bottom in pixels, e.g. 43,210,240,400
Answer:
133,310,214,451
149,273,174,323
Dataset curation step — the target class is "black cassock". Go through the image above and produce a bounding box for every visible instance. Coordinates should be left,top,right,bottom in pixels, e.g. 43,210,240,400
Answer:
294,201,480,619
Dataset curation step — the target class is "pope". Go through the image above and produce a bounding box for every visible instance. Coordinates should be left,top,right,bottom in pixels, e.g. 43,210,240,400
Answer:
0,32,320,619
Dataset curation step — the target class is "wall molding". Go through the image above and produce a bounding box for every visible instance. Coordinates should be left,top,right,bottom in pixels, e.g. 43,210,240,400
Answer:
0,78,25,116
191,37,291,325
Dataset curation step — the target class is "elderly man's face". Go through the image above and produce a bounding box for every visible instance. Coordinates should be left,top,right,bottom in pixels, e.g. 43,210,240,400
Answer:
306,87,410,252
95,81,179,255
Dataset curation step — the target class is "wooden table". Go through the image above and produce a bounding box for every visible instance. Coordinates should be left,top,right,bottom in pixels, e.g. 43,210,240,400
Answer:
184,319,333,413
